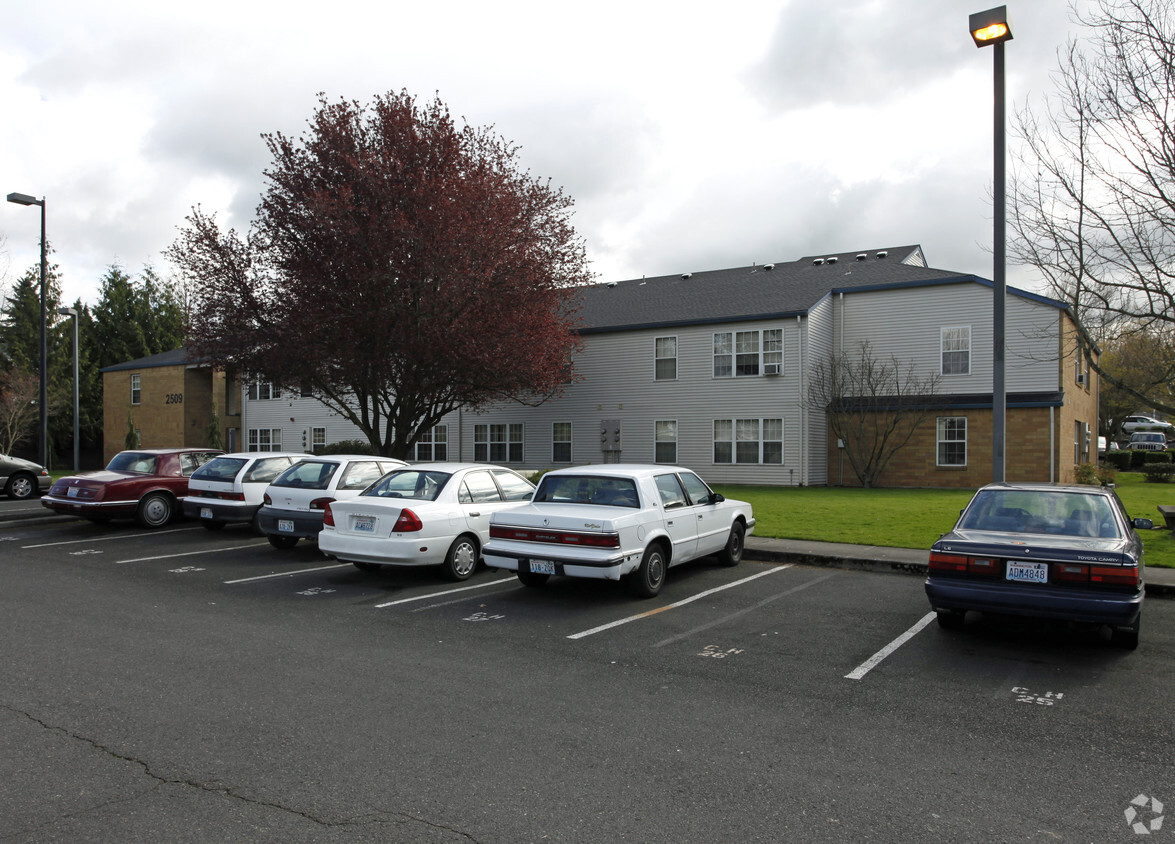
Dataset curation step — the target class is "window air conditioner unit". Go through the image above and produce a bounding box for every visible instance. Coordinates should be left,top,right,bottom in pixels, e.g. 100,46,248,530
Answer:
763,363,781,376
1076,372,1086,385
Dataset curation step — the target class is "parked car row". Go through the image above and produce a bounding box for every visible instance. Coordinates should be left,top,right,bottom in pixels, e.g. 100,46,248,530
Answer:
38,449,756,596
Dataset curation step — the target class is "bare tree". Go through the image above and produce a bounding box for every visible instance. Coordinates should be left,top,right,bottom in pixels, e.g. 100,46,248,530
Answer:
807,342,943,488
1009,0,1175,414
0,367,38,456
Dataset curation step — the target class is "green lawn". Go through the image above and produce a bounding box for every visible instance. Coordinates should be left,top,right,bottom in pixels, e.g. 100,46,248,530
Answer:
715,473,1175,568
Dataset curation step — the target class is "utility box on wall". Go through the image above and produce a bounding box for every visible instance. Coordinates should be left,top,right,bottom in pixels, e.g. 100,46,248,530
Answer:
600,419,622,462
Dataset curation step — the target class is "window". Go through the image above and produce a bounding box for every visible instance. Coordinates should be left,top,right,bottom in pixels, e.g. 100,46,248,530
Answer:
413,425,448,461
714,329,781,377
713,418,783,464
248,428,283,452
130,374,141,405
937,417,967,467
941,327,970,375
655,420,677,464
247,382,281,401
460,470,503,504
339,461,386,491
655,473,688,509
311,427,326,454
654,336,677,380
553,422,572,463
474,423,523,463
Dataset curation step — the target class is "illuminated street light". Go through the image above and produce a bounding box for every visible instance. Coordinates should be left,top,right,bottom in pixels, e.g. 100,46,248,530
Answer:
969,6,1012,483
6,191,48,468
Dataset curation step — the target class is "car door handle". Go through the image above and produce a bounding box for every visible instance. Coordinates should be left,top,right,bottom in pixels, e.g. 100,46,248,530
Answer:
470,511,481,517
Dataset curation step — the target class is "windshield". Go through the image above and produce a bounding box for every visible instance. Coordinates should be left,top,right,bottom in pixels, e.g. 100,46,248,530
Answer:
106,452,160,474
192,457,248,482
363,470,451,501
958,489,1121,538
533,475,639,508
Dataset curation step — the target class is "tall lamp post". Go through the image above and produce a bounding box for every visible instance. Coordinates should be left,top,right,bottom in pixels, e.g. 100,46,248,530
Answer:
969,6,1013,483
57,307,80,472
6,191,48,469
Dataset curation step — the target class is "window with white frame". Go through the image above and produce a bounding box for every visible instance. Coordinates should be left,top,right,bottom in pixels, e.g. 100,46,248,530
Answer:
552,422,572,463
248,428,283,452
654,337,677,381
713,418,783,464
936,417,967,466
714,329,782,377
247,382,281,401
311,427,326,453
655,420,677,463
130,374,141,405
474,423,523,463
413,425,448,461
941,327,970,375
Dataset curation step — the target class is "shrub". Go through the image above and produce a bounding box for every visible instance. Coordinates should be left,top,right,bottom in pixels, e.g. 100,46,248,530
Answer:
315,439,376,456
1144,450,1174,464
1104,451,1133,472
1074,463,1100,485
1141,462,1175,483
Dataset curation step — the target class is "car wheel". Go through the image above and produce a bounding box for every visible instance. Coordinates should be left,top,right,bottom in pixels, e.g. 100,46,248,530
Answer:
1112,617,1140,650
718,522,745,567
267,535,299,550
441,535,479,581
353,561,381,572
936,610,965,630
628,543,667,598
249,511,264,536
135,493,174,528
5,473,37,500
201,520,227,531
517,568,550,588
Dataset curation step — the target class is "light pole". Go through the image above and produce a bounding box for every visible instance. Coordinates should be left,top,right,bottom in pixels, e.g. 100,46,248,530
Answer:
57,307,80,472
969,6,1012,484
6,191,48,468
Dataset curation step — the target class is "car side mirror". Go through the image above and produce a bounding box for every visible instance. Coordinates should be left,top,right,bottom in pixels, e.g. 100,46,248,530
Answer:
1134,517,1155,530
710,492,725,504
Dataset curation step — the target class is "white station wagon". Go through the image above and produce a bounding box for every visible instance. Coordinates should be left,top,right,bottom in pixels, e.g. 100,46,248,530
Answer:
484,464,755,598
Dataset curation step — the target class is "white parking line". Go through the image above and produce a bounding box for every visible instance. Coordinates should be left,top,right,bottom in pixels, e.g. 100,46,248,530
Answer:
23,526,204,549
225,564,352,584
844,611,937,680
567,565,793,640
374,577,517,608
116,543,270,564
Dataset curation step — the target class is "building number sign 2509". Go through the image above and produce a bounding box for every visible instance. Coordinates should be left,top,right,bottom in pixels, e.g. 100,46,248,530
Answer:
164,393,183,405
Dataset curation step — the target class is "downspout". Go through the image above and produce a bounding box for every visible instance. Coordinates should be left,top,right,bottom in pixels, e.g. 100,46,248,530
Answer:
798,314,806,486
839,291,845,353
1049,406,1055,483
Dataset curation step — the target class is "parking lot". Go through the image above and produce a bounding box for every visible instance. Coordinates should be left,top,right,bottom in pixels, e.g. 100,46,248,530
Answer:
3,511,1173,842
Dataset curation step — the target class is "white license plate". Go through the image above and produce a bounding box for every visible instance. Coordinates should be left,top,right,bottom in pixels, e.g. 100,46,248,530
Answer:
67,487,79,498
278,519,295,533
353,516,375,533
528,559,556,575
1006,561,1048,584
200,507,213,519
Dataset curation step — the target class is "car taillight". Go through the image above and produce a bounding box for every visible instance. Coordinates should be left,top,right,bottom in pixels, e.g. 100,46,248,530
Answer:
310,497,334,511
488,524,620,548
263,493,272,505
928,551,968,573
928,552,999,577
393,509,423,532
1052,563,1088,583
1090,565,1139,587
323,502,334,527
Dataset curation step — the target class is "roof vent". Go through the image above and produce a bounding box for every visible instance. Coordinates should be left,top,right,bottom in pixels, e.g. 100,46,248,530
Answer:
764,263,775,271
827,256,839,264
856,253,867,261
813,258,825,266
876,251,888,259
681,273,692,280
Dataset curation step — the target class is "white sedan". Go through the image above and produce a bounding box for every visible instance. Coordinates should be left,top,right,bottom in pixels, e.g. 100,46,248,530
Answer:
318,463,536,580
257,455,407,549
483,464,755,598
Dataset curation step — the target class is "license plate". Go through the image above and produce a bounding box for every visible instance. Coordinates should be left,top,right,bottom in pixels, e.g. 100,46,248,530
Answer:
200,507,213,519
528,559,556,575
67,487,79,498
1006,561,1048,584
278,519,295,533
353,515,375,533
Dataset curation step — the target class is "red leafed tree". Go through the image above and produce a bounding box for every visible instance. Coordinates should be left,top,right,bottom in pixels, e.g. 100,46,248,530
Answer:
169,91,590,458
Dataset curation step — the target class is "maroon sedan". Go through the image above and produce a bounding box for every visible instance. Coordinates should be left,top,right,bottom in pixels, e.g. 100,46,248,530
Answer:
42,448,223,528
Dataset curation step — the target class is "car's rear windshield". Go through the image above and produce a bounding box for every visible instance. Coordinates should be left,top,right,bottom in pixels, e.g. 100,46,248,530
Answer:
363,470,452,502
271,461,338,491
958,489,1121,538
192,457,248,482
106,452,160,474
533,475,639,508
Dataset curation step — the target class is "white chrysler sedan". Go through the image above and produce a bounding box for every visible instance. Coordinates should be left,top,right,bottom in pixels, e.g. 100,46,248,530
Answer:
484,465,755,598
318,463,535,580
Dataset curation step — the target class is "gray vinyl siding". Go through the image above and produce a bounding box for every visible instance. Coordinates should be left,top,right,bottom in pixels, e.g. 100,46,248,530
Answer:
805,297,835,485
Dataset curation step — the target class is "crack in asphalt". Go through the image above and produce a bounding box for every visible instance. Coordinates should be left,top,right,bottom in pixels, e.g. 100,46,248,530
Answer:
1,704,481,842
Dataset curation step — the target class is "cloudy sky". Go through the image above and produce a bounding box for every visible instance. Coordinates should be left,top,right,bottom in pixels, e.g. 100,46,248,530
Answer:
2,1,1090,308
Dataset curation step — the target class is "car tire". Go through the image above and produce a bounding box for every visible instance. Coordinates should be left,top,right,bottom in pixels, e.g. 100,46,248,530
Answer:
442,534,479,581
718,522,745,567
201,520,227,531
628,543,667,599
5,473,37,500
267,535,299,550
135,493,174,528
936,609,965,630
353,561,381,572
249,511,264,536
517,568,550,588
1112,617,1140,650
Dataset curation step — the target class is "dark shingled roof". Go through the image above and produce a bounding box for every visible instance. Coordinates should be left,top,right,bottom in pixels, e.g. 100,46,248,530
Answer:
101,348,194,373
572,245,979,334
